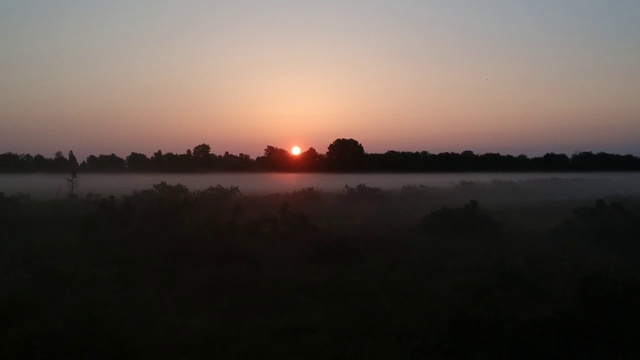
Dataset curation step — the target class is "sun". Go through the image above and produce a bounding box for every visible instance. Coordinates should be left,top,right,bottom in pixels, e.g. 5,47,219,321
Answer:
291,146,301,156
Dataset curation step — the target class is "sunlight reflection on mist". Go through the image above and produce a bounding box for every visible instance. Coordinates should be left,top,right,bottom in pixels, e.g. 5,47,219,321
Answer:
2,173,640,201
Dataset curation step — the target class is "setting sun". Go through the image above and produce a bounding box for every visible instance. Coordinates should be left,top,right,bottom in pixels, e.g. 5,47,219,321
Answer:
291,146,301,156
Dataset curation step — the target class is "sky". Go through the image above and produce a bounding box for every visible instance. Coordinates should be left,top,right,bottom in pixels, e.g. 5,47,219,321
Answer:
2,0,639,159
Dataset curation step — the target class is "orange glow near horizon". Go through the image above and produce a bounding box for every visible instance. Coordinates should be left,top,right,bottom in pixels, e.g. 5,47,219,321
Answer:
291,146,302,156
1,2,640,157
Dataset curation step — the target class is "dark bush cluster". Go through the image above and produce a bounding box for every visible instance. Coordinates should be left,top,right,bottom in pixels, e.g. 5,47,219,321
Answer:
422,200,502,236
1,184,639,358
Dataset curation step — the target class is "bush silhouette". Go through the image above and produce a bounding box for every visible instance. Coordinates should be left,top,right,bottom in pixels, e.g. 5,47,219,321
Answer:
343,184,383,201
422,200,501,236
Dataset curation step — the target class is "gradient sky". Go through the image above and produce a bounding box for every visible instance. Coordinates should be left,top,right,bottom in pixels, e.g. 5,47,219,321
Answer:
2,0,639,159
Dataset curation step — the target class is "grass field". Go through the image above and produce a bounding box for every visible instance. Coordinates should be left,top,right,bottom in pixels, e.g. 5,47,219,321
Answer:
1,180,639,358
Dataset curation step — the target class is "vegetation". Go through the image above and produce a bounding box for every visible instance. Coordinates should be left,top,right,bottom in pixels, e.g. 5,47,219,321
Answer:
2,138,640,173
1,181,639,358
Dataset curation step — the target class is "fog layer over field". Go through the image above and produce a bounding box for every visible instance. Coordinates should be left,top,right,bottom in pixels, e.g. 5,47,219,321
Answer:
2,178,640,358
2,173,640,202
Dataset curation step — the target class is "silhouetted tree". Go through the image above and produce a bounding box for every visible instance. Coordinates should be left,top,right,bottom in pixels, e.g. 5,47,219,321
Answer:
536,153,570,171
68,151,79,170
3,142,640,173
193,144,211,159
151,150,163,171
0,153,22,172
32,154,46,171
431,152,465,171
326,138,365,171
80,154,126,172
52,151,70,172
515,154,531,170
571,151,640,171
220,151,253,171
459,150,480,171
193,143,215,171
299,147,321,171
370,151,423,172
126,152,152,172
478,153,520,171
67,170,78,198
571,152,598,171
256,146,291,171
161,152,181,172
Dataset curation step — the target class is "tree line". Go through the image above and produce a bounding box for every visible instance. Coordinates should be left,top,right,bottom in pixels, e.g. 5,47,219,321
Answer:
1,138,639,173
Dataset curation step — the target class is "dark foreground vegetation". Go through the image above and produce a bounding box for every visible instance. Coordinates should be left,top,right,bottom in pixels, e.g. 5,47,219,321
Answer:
1,181,639,358
2,138,640,173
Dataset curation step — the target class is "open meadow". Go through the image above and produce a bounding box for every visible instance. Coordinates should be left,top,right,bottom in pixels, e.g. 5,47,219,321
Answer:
2,179,639,358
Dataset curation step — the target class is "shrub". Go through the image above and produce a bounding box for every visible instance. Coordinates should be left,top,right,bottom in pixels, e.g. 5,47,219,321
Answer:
422,200,501,236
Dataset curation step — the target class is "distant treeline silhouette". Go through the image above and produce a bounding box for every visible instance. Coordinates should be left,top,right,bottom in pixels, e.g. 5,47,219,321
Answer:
1,138,639,173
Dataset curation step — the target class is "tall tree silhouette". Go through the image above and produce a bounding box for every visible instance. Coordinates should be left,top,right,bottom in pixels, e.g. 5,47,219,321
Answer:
257,146,291,171
326,138,365,171
300,147,321,171
192,144,214,170
126,152,152,172
52,151,70,172
193,144,212,159
68,151,79,170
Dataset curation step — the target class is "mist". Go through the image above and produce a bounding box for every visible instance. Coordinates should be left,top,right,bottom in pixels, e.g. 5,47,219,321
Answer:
2,172,640,201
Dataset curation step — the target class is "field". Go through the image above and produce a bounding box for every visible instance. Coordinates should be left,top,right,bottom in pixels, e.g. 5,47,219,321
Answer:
1,180,639,358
